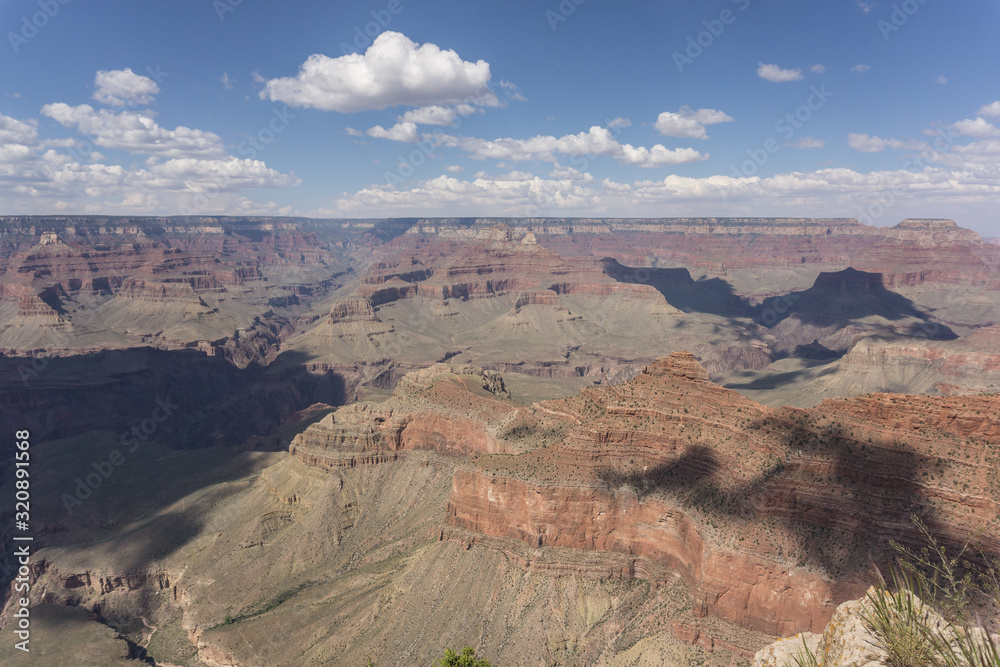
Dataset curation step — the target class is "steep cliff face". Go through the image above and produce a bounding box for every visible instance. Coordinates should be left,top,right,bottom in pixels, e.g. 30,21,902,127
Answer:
443,356,999,638
822,328,1000,397
289,363,543,469
515,217,998,287
286,355,1000,647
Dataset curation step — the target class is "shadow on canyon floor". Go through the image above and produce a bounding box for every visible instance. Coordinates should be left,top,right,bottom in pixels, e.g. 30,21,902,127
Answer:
753,268,958,339
0,347,347,447
601,258,749,318
0,346,347,613
721,361,839,393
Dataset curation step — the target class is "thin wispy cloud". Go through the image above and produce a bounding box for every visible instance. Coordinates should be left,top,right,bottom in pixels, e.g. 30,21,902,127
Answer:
757,63,804,83
847,133,927,152
791,137,825,149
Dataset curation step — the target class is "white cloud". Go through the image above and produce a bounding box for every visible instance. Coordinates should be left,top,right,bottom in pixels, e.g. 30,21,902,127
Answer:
757,63,803,83
399,105,459,126
618,144,707,167
950,139,1000,163
791,137,825,149
606,117,631,128
936,75,947,84
847,133,927,152
41,103,226,159
851,64,872,73
445,125,707,167
366,122,420,143
445,165,464,173
654,106,733,140
221,72,235,90
978,101,1000,118
857,1,874,12
0,145,296,215
259,31,495,113
497,79,527,102
549,162,593,181
0,103,301,217
810,64,826,74
0,113,38,147
334,172,599,216
93,68,160,107
950,117,1000,139
452,126,620,161
330,165,1000,227
143,156,299,192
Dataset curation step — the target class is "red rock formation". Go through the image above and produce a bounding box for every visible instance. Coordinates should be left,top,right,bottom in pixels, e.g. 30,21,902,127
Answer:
289,364,527,469
386,217,998,290
329,298,378,323
290,355,1000,645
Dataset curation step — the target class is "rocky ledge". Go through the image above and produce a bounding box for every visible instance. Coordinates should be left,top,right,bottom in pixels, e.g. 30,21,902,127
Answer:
289,354,1000,651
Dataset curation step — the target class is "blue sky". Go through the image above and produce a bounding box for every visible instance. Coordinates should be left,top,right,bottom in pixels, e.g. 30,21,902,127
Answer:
1,0,998,235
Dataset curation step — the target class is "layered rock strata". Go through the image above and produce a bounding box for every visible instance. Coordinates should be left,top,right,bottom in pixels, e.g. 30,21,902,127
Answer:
288,355,1000,645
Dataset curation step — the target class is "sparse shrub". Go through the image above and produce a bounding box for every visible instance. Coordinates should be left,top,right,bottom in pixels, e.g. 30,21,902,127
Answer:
434,646,492,666
786,634,820,667
862,567,937,666
860,517,1000,667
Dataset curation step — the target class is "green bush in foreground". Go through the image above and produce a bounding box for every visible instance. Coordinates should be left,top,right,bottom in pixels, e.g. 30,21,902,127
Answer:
434,646,492,666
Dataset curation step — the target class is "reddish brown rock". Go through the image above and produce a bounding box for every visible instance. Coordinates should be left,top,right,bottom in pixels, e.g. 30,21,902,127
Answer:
291,353,1000,648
